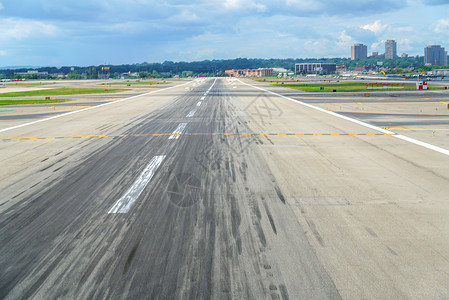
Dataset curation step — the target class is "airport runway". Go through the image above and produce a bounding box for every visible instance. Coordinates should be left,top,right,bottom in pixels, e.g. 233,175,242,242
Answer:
1,78,449,299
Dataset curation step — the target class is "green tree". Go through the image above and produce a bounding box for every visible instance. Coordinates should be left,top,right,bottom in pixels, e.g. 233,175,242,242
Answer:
181,71,193,78
68,72,82,80
85,67,98,79
139,71,149,79
152,70,162,78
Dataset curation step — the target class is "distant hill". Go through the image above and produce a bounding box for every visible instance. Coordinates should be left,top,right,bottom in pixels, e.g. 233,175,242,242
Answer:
0,66,41,70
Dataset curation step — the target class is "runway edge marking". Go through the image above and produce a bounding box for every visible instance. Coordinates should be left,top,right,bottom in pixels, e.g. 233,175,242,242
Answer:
108,155,166,214
0,80,194,134
237,79,449,157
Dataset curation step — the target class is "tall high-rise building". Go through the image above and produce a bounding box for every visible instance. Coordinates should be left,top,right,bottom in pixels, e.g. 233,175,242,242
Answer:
351,44,367,60
424,45,448,66
385,40,397,59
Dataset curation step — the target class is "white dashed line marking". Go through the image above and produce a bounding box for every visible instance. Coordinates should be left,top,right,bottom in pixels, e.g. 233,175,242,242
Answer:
169,123,187,139
186,109,197,117
196,101,202,107
108,155,166,214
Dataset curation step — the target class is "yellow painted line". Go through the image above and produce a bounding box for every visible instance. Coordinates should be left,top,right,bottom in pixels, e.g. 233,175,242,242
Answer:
0,132,394,142
440,102,449,104
356,102,363,104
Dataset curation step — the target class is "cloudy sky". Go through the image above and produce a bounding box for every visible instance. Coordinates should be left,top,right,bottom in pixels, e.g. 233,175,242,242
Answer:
0,0,448,67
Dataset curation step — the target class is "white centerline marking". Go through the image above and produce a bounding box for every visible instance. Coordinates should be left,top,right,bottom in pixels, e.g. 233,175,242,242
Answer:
207,78,217,91
237,79,449,156
196,101,202,107
169,123,187,139
108,155,166,214
186,109,197,118
0,81,193,134
201,96,205,100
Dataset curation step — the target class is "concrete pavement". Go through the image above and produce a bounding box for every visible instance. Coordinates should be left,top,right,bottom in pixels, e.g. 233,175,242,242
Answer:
0,78,448,299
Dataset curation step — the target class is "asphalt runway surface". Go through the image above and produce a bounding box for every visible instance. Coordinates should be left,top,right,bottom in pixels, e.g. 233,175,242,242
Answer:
1,78,449,299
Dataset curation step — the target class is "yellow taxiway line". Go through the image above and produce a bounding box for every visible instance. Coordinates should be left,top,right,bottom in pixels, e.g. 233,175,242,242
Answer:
0,132,394,142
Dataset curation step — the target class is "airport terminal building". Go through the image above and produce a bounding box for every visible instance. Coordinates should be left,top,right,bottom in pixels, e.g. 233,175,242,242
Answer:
295,63,337,75
225,68,273,77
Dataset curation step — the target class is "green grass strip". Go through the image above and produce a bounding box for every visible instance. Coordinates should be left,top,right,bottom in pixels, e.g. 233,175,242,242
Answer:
272,82,444,92
0,88,127,97
8,82,57,86
0,99,73,106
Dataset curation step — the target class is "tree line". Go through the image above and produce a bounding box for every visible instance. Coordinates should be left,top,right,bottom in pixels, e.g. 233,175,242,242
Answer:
1,56,448,79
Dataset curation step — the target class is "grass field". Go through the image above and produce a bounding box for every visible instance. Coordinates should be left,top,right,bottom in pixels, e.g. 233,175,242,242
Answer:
255,78,293,83
103,81,168,85
0,99,72,106
0,88,127,98
8,82,57,86
272,82,444,92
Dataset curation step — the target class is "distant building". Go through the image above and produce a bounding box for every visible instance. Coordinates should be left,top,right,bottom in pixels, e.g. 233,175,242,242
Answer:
385,40,397,59
272,68,288,74
336,64,348,73
225,68,273,77
14,70,49,76
295,63,336,74
121,72,139,78
433,69,449,76
425,45,448,66
401,53,409,58
369,52,385,59
351,44,367,60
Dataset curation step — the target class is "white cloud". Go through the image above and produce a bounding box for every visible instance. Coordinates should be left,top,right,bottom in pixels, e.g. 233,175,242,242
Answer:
303,38,341,57
0,18,59,40
397,38,413,51
285,0,322,10
361,20,387,35
371,42,381,51
392,26,413,32
223,0,266,12
336,30,353,47
434,18,449,35
277,32,292,37
169,10,199,23
0,50,7,56
0,0,445,65
191,32,223,42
